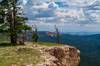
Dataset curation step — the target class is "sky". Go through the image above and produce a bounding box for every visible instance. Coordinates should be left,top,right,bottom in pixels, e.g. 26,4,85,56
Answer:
19,0,100,33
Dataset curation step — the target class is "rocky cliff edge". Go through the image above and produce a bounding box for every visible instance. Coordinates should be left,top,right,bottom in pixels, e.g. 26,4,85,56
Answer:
31,44,80,66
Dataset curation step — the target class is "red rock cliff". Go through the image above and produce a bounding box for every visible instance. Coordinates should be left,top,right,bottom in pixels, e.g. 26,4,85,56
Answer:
35,45,80,66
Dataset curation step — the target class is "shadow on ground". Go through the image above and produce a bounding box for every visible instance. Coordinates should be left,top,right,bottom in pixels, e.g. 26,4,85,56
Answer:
0,43,15,47
0,43,21,47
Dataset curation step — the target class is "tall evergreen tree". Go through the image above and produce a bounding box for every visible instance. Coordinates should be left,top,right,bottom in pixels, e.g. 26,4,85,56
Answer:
0,0,31,44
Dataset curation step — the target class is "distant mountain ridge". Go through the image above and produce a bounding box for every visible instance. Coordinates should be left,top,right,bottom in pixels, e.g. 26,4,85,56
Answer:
37,31,100,35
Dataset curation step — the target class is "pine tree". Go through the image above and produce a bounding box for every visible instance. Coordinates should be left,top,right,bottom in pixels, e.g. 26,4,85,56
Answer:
0,0,31,44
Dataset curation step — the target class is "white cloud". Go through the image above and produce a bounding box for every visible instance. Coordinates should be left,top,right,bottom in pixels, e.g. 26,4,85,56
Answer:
66,0,97,7
22,0,28,5
32,3,48,9
91,13,100,23
55,8,85,20
20,0,100,32
48,2,59,9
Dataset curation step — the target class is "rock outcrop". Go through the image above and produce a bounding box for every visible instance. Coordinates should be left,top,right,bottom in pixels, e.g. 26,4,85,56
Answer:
34,45,80,66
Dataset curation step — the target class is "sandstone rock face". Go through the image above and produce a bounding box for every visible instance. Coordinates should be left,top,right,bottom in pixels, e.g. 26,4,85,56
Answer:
36,45,80,66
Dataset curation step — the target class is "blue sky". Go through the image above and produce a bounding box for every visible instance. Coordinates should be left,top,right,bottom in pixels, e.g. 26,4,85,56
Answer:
19,0,100,33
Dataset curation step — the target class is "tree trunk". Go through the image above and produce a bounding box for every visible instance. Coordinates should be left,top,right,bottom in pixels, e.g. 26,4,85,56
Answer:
55,25,60,44
10,33,17,44
10,0,17,44
10,11,17,44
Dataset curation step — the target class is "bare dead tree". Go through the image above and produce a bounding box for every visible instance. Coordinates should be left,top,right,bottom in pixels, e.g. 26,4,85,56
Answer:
55,25,60,44
32,24,39,42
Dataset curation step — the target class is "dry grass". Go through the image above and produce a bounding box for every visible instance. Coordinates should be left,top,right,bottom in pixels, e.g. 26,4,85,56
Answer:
0,45,42,66
33,42,64,46
0,41,63,66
